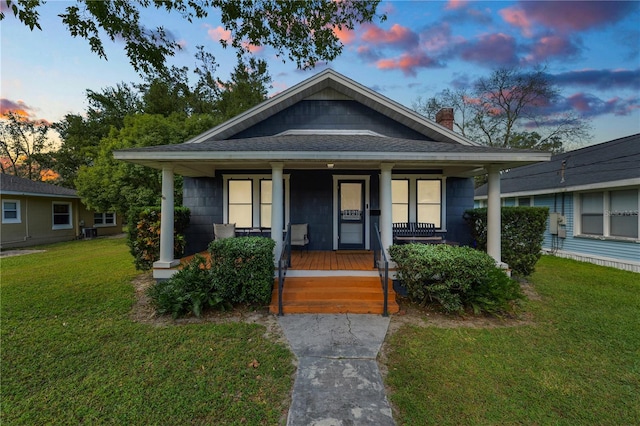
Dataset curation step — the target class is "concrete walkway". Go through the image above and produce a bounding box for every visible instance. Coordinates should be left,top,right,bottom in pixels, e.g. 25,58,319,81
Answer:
278,314,395,426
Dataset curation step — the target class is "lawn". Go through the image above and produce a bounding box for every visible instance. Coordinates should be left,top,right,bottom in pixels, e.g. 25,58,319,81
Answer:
384,256,640,425
1,238,294,425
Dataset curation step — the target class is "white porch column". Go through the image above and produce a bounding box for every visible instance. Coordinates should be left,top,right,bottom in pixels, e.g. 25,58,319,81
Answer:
379,163,394,257
486,165,502,264
154,166,180,269
271,162,284,262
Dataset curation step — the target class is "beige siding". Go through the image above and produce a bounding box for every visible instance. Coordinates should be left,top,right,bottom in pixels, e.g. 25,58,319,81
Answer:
1,195,124,249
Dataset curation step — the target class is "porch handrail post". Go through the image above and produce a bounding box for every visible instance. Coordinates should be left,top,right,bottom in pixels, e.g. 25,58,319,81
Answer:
379,163,394,259
487,165,502,264
154,166,179,268
271,162,284,263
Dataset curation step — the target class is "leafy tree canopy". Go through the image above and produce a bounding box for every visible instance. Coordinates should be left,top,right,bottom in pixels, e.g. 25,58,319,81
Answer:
0,111,53,180
2,0,384,74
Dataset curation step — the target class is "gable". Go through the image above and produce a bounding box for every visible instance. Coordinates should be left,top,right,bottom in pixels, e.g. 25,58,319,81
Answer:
231,100,432,140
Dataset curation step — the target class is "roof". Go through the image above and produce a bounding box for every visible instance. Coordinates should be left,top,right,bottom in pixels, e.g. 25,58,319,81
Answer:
114,69,551,177
0,174,79,198
475,133,640,197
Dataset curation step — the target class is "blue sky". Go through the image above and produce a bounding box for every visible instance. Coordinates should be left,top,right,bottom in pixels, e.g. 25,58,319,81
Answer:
2,1,639,147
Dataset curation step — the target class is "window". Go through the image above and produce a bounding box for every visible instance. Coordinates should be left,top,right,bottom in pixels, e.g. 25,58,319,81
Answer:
417,180,441,227
52,202,72,229
391,179,409,223
2,200,21,223
228,180,253,227
581,192,603,235
225,176,288,229
260,180,272,228
609,189,638,238
94,212,116,226
518,197,531,206
578,190,639,239
392,176,444,228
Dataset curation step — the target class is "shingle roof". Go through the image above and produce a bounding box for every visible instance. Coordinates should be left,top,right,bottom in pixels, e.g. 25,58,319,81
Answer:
122,134,539,154
0,174,78,197
475,133,640,197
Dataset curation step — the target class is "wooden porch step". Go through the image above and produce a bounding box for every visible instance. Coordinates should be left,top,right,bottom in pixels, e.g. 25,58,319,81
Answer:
269,276,400,315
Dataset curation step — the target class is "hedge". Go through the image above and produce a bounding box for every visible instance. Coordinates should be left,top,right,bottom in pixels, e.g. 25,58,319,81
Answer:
464,206,549,276
127,206,190,270
208,237,275,305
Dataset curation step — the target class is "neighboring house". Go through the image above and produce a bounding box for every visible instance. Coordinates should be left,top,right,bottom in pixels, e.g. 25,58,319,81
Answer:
0,174,123,249
475,134,640,272
114,69,550,279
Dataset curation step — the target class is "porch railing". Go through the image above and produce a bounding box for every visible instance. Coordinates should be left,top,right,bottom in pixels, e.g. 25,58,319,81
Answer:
373,223,389,317
277,223,292,316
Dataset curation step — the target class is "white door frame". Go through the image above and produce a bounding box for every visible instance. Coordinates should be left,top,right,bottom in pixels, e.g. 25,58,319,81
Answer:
332,175,370,250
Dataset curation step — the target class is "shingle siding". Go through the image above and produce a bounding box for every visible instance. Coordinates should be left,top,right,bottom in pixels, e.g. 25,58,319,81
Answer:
183,177,222,255
445,177,474,245
232,100,432,140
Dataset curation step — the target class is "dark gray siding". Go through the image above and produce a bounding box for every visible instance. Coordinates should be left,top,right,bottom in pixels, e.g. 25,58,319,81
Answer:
183,176,223,255
289,171,334,250
232,100,432,140
445,177,474,245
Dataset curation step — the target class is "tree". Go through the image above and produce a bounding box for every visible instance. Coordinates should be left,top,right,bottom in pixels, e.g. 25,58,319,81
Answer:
2,0,385,74
75,113,219,217
414,66,591,152
215,57,271,120
0,111,53,180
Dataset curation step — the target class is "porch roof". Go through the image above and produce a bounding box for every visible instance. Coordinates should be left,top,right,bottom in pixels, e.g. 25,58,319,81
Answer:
115,133,550,178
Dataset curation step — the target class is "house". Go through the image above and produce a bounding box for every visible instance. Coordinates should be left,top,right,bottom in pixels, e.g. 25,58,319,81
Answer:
114,69,551,292
0,174,123,249
475,134,640,272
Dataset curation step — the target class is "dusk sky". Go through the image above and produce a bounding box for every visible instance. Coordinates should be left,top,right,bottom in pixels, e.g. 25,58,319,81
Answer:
2,0,639,147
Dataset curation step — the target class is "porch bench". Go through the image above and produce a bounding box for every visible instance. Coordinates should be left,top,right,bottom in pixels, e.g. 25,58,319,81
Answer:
392,222,444,244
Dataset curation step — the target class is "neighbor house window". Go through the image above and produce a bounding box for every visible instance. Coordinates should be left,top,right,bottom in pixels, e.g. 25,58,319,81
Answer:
581,192,604,235
579,190,639,239
52,202,72,230
518,197,531,206
391,179,409,223
392,176,444,228
609,189,638,238
94,212,116,226
417,180,441,227
2,200,21,224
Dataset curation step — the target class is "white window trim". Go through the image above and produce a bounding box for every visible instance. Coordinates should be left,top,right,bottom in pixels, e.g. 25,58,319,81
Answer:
392,174,447,231
574,189,640,241
222,174,290,228
94,212,117,227
2,199,21,224
52,201,73,230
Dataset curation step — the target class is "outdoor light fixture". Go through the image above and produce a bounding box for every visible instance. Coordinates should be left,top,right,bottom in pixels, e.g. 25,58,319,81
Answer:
327,163,334,169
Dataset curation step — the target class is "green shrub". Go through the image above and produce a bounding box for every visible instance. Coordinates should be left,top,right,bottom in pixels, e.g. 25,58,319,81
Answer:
463,267,525,316
147,254,229,319
127,206,190,270
464,206,549,276
389,244,497,313
208,237,275,305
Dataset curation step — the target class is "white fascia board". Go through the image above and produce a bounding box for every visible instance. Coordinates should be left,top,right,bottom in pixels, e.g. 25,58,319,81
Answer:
115,150,551,163
475,177,640,199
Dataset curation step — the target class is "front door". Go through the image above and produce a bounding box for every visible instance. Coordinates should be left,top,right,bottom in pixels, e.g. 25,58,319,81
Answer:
338,180,365,249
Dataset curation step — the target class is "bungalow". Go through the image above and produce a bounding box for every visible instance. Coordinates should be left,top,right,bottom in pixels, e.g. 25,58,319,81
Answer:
114,69,551,290
0,174,123,249
475,134,640,273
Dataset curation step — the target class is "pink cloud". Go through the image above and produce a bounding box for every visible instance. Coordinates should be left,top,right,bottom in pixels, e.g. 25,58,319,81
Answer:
459,33,518,66
499,6,533,37
0,98,35,119
445,0,468,10
525,35,580,63
375,52,441,76
207,25,232,43
361,23,419,49
502,1,636,34
333,26,356,44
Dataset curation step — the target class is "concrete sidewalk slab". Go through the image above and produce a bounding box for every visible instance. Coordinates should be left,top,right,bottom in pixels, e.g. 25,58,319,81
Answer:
278,314,395,426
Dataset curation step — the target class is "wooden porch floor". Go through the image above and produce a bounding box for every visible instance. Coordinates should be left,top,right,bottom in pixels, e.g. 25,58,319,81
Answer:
288,250,375,271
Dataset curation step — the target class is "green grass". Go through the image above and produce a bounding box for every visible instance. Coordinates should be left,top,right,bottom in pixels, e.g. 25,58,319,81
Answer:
1,238,294,425
384,255,640,425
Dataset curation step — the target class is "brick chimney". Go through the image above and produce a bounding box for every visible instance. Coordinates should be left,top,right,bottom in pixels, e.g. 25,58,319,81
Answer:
435,108,454,131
